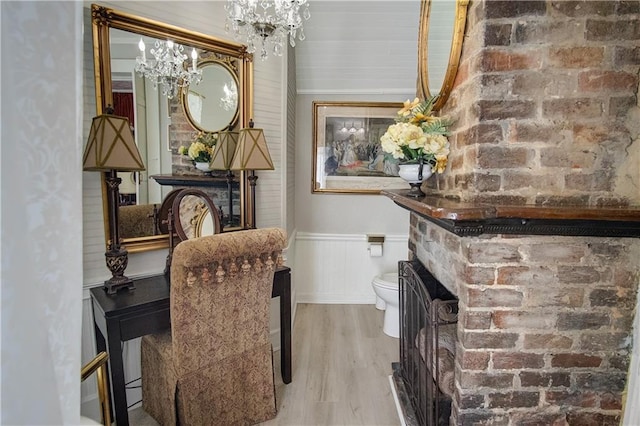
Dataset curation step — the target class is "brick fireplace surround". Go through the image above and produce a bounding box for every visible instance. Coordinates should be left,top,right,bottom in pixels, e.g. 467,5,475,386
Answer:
385,1,640,424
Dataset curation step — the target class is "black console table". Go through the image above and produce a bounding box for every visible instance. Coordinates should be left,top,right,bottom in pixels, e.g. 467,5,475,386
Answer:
90,266,292,426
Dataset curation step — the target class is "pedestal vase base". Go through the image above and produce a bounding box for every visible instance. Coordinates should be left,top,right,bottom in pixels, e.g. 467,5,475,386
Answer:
398,163,431,198
407,182,425,198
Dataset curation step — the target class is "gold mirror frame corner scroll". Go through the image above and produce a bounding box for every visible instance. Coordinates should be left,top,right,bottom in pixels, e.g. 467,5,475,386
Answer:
418,0,470,112
90,3,253,253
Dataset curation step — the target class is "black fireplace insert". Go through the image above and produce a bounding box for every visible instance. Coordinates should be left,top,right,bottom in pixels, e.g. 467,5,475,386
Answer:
394,259,459,426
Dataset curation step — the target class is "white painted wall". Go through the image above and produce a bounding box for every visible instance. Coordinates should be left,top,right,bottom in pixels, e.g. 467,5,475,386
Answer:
292,93,413,304
293,0,419,252
1,2,84,424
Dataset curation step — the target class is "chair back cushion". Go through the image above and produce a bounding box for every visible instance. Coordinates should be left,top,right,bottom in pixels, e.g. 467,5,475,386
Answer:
169,227,287,375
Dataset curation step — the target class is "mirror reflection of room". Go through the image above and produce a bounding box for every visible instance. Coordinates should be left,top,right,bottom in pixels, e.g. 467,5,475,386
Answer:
109,29,173,239
105,27,247,242
183,59,239,132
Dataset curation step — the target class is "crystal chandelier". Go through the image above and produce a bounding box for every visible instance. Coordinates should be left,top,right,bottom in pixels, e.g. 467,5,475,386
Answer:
225,0,311,60
135,39,202,99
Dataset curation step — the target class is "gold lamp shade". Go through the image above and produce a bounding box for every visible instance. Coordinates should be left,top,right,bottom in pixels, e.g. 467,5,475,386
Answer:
230,121,274,171
210,131,239,170
83,113,145,172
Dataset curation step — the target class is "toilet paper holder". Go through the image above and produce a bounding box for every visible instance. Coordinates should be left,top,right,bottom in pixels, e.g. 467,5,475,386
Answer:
367,234,385,257
367,234,385,244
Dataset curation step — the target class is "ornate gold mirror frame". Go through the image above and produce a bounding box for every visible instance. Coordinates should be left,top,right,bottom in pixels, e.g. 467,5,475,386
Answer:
91,4,254,253
417,0,469,111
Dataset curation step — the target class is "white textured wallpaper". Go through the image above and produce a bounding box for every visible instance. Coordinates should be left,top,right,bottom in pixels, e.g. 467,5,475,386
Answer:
1,2,84,424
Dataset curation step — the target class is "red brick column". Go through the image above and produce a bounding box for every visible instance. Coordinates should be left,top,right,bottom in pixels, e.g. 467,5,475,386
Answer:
431,0,639,208
409,213,640,425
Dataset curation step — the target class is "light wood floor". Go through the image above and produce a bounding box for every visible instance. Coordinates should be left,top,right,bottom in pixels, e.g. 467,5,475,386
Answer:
129,303,401,425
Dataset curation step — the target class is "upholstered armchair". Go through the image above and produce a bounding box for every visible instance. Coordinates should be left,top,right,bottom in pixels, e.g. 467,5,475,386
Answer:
141,227,287,425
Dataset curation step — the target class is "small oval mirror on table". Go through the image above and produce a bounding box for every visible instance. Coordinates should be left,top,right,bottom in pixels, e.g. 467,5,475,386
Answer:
161,188,222,274
417,0,469,111
172,188,222,241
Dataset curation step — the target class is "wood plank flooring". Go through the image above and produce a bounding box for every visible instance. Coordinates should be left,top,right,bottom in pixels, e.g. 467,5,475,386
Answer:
129,304,401,426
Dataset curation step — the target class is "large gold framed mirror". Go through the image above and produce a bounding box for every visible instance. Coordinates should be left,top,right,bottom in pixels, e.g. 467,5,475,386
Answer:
91,4,253,253
417,0,469,111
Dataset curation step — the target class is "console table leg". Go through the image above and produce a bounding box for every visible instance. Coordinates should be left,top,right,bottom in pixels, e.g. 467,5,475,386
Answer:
105,320,129,426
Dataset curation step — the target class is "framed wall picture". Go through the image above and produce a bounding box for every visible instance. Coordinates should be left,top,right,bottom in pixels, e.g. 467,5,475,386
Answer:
312,101,409,194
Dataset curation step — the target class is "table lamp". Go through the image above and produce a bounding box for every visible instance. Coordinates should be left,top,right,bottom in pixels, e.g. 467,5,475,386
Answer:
83,106,145,294
209,130,239,228
230,119,274,229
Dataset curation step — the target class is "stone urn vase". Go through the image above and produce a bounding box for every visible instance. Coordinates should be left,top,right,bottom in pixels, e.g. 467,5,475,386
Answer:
194,162,211,172
398,162,432,197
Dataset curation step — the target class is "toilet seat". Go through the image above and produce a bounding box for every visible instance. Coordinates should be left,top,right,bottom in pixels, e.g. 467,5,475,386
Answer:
373,273,398,290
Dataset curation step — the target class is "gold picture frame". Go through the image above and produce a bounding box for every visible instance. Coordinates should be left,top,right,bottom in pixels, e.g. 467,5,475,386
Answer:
312,101,409,194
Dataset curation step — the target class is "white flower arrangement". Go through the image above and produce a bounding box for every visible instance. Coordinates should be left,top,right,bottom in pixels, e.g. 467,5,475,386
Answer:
380,97,450,173
178,132,218,163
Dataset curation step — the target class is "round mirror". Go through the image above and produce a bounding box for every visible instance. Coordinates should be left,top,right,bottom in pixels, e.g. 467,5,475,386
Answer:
171,189,221,241
417,0,469,111
182,59,239,133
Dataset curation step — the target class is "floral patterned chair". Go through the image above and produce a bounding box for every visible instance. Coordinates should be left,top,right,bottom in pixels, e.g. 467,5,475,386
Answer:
141,227,287,425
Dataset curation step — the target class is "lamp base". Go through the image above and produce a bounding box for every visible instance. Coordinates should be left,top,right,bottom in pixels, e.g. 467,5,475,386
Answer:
247,172,258,229
104,247,135,295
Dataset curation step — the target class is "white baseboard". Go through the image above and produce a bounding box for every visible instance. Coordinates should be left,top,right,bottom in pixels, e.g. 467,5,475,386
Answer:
270,328,281,352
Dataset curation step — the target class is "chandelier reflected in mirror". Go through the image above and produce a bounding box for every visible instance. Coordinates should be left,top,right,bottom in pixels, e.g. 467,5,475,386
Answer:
220,82,238,111
135,39,203,99
225,0,311,61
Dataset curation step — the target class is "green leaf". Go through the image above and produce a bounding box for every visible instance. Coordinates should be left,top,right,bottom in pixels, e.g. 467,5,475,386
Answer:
421,119,450,135
413,96,437,116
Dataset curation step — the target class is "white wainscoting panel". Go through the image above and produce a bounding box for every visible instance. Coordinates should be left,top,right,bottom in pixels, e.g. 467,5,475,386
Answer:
295,232,409,304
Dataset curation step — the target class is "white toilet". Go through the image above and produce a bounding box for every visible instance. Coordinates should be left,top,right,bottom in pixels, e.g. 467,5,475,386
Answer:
372,272,400,338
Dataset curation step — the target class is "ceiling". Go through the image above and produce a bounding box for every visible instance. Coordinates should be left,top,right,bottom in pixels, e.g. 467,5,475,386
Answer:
294,1,422,94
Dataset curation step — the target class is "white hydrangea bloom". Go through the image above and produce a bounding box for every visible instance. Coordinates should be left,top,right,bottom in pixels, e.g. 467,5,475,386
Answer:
381,122,426,160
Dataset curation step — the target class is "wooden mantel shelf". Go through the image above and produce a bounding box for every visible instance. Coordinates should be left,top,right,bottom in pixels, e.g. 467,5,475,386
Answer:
151,174,234,187
382,190,640,238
